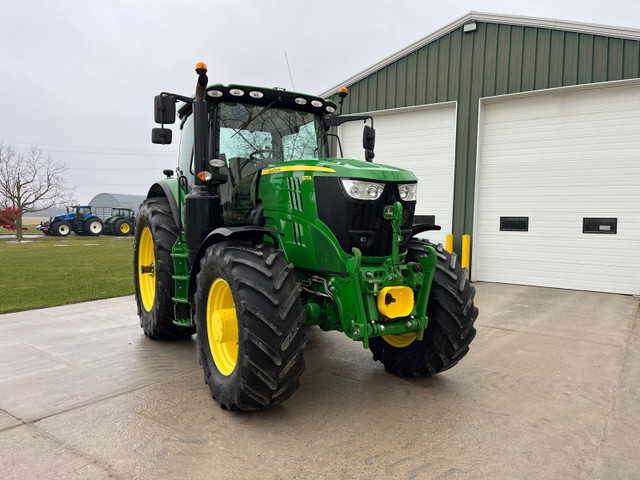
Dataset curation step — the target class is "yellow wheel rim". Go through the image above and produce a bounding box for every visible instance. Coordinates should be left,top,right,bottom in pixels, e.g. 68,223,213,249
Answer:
382,332,417,348
206,278,238,376
120,222,130,234
138,227,155,312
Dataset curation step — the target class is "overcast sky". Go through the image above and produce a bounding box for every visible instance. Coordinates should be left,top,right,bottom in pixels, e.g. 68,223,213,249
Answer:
2,0,639,204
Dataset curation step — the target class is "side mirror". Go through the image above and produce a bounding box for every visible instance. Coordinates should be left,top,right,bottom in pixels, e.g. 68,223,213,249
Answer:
363,125,375,162
363,125,375,151
152,128,172,145
154,95,176,124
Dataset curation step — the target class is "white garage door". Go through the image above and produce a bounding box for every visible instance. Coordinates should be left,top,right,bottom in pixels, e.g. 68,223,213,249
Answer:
473,81,640,295
339,103,457,246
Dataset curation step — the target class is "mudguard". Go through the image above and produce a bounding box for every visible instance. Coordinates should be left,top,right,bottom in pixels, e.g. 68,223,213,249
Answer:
187,226,283,298
146,180,182,230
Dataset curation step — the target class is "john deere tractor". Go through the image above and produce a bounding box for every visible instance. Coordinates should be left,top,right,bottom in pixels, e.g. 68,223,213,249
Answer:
104,207,136,236
38,205,103,236
134,63,478,411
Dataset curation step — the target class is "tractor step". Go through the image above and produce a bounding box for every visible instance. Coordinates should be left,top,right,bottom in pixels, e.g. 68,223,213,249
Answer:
172,318,192,327
172,274,189,302
172,302,192,327
171,239,190,303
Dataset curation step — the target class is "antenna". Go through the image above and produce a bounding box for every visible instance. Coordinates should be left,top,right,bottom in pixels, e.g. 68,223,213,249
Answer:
284,50,296,91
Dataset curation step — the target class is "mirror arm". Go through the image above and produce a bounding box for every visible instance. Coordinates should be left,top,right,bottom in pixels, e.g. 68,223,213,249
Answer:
159,92,193,105
324,114,374,129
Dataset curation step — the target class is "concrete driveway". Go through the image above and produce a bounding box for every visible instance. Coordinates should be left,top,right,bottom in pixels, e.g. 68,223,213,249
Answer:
1,283,638,479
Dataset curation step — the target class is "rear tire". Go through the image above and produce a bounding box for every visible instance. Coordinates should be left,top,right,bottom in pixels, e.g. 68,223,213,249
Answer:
53,221,71,237
369,239,478,376
134,197,195,339
83,218,103,236
194,241,307,411
114,218,132,236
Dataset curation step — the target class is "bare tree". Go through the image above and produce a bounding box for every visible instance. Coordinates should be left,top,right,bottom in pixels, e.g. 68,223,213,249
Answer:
0,144,74,241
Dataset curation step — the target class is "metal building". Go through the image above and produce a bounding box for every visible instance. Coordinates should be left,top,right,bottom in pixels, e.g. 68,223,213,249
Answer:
321,12,640,295
88,193,145,220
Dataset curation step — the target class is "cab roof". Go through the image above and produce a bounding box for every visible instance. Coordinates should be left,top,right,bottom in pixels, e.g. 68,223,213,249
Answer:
178,84,337,119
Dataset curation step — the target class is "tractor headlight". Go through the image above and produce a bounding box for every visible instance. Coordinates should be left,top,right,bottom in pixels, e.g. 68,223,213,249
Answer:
341,179,385,201
398,183,417,201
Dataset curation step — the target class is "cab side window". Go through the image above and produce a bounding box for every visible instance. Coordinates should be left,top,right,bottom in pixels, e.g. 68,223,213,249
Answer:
178,115,195,187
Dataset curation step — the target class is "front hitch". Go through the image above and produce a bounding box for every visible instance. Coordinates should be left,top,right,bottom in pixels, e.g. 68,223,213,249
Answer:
337,201,437,348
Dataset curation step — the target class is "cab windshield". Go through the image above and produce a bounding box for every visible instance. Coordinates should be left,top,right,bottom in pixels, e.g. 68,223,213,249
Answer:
216,102,327,225
218,102,326,175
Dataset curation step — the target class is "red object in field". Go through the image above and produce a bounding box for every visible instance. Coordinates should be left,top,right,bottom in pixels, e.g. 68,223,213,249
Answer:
0,208,27,231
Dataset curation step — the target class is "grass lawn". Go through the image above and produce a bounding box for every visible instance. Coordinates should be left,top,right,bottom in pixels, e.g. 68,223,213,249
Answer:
0,233,135,313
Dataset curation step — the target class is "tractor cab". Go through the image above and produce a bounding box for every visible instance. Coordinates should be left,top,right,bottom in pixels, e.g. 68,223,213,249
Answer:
72,206,93,218
160,84,340,228
111,207,134,220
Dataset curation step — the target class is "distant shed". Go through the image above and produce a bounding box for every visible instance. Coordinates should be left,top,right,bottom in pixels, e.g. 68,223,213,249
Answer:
89,193,145,219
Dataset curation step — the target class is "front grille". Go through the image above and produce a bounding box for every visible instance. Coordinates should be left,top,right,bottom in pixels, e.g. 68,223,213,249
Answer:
315,177,415,257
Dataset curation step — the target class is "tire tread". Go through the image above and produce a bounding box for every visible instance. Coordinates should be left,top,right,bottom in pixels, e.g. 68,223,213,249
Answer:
195,242,306,411
134,197,195,339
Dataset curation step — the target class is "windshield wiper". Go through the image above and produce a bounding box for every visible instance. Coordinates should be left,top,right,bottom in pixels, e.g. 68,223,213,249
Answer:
231,99,279,139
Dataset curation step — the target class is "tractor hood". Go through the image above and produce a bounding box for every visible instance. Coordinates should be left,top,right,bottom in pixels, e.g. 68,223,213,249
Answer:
50,213,72,222
260,157,418,183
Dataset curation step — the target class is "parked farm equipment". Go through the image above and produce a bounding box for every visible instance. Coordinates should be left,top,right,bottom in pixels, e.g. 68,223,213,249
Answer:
104,207,136,236
0,208,27,232
38,205,104,236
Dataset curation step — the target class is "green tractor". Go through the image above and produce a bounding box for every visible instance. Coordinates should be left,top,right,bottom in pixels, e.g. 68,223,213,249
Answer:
104,207,136,236
134,63,478,411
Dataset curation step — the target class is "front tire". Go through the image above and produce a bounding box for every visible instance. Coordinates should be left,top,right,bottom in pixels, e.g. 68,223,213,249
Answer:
134,197,195,339
194,241,307,411
83,218,103,236
53,221,71,237
369,239,478,376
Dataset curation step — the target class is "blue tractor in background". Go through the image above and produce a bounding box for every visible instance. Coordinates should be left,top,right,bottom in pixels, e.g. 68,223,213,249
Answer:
38,205,104,237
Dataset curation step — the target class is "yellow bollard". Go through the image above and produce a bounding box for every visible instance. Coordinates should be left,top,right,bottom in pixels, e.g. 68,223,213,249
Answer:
461,234,470,278
445,234,454,253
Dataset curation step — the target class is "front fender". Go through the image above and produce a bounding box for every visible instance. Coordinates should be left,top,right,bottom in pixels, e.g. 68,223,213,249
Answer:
187,226,283,299
147,179,181,230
